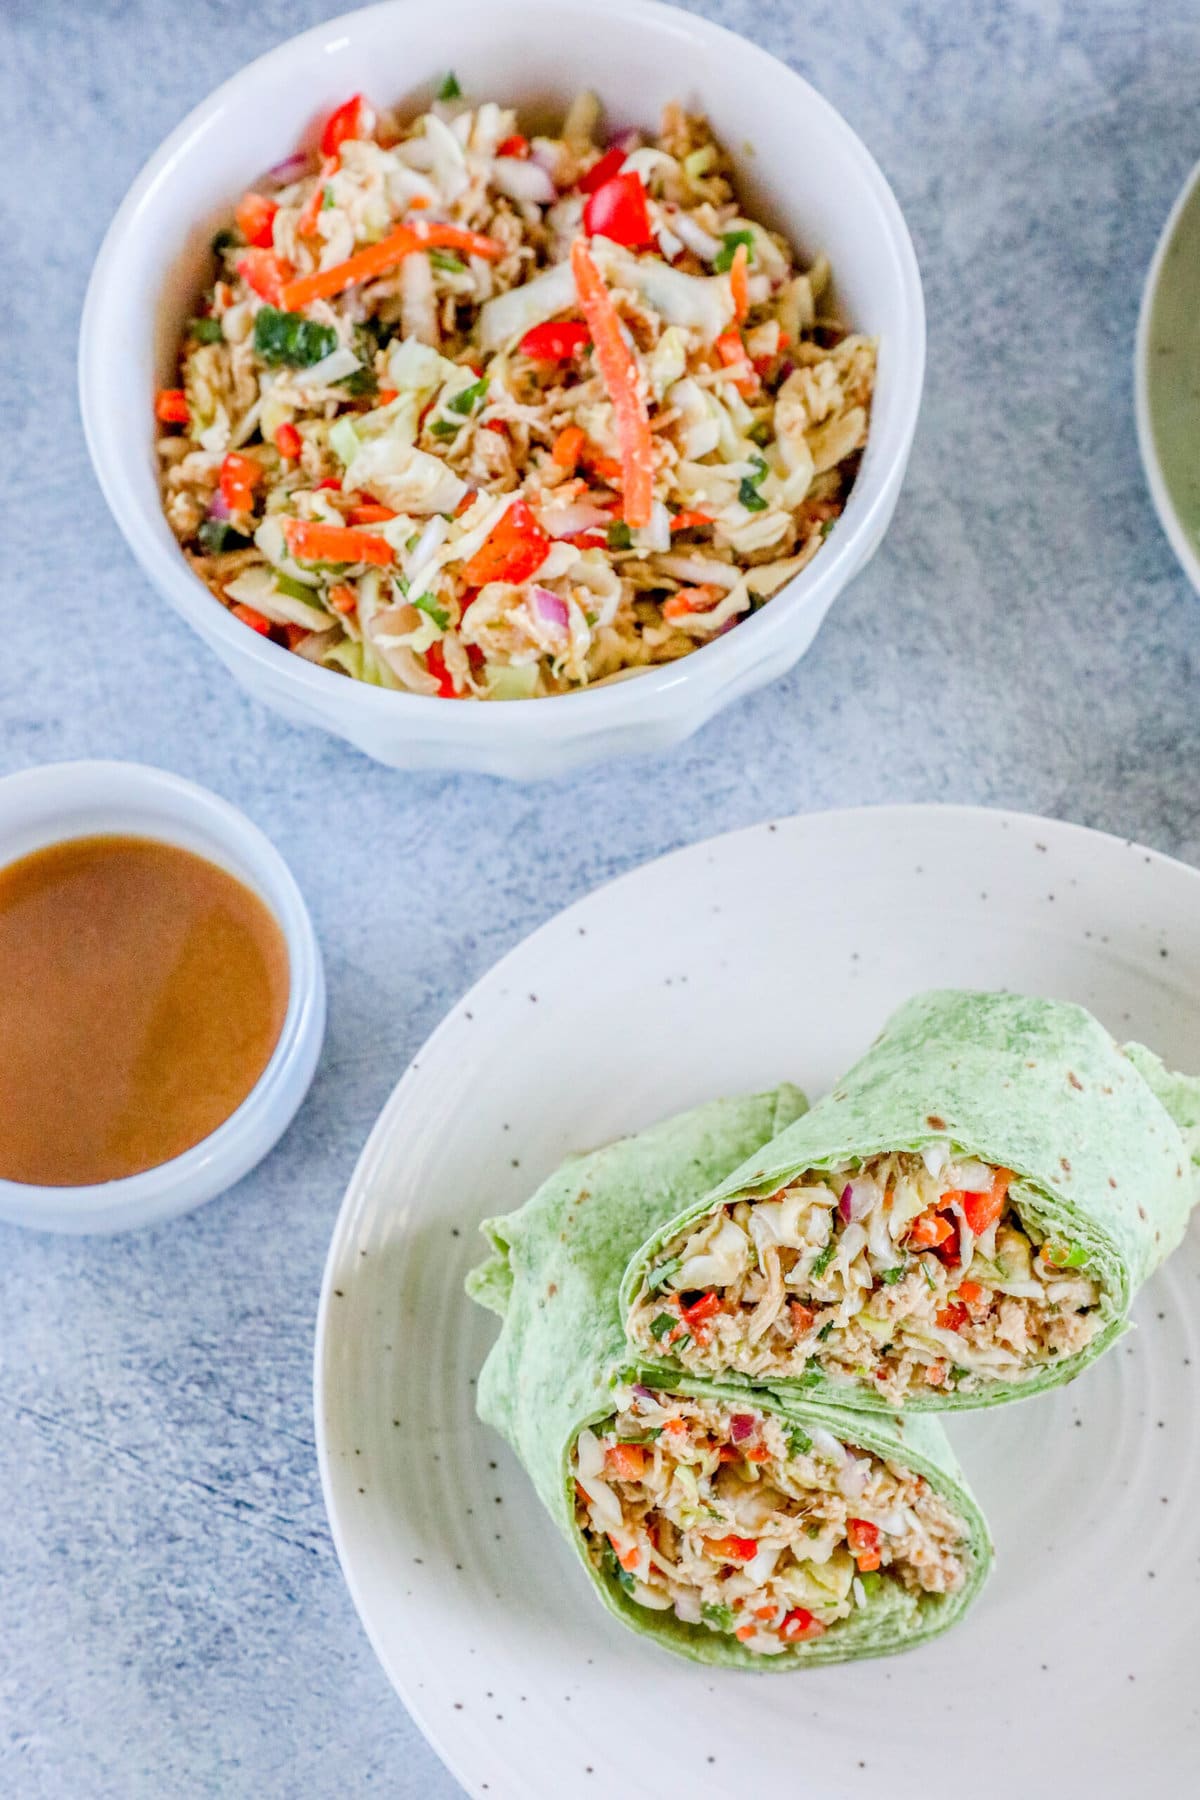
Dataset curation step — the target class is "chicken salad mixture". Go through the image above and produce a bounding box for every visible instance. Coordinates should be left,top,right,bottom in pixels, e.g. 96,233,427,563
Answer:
572,1385,968,1654
627,1148,1106,1403
156,78,874,699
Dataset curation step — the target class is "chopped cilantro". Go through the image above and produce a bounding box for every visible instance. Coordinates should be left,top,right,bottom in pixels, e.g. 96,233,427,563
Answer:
617,1426,663,1444
648,1258,680,1293
431,248,468,275
606,520,633,550
810,1242,835,1279
188,316,223,343
412,592,450,630
393,575,411,598
713,228,755,273
701,1602,735,1632
923,1262,937,1291
438,70,462,100
430,418,460,438
950,1365,971,1383
252,306,338,368
879,1265,906,1286
798,1366,824,1389
340,365,379,398
649,1312,676,1342
786,1425,813,1456
816,1320,834,1341
448,375,488,415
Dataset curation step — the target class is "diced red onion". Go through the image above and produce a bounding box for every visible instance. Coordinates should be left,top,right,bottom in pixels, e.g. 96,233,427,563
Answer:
839,1180,875,1224
777,359,796,383
729,1413,756,1442
715,616,739,637
607,127,642,153
207,492,231,522
265,150,312,187
631,1383,655,1400
531,586,569,629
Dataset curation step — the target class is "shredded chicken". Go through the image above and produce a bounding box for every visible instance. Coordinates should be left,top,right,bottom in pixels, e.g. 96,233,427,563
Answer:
628,1148,1105,1402
572,1387,969,1654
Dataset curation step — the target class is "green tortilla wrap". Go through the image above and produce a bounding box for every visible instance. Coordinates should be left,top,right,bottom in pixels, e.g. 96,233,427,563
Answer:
468,1089,992,1667
623,991,1200,1412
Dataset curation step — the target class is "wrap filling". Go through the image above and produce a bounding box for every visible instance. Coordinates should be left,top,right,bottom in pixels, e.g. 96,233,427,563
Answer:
572,1384,969,1655
627,1147,1104,1401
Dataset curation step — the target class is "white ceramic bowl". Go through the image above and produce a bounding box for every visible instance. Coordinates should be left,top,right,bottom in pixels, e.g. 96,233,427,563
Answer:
0,761,325,1234
1135,154,1200,595
80,0,925,779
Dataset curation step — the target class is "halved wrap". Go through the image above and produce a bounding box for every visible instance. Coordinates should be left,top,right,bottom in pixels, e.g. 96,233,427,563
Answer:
467,1088,992,1666
623,991,1200,1412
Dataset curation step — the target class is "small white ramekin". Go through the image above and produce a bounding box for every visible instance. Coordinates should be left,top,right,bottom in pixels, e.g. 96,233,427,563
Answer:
79,0,925,779
0,761,325,1234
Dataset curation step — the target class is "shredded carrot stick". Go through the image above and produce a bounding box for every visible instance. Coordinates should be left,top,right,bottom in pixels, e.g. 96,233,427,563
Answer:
669,509,713,532
328,584,358,615
232,603,272,635
281,220,504,311
347,501,398,526
662,583,724,622
569,237,654,529
551,424,587,472
281,518,393,566
297,156,338,238
729,240,750,322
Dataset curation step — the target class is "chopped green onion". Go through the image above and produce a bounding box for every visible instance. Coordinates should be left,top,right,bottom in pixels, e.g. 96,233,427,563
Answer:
617,1426,663,1443
394,574,411,598
713,228,754,273
859,1570,883,1599
438,70,462,100
798,1366,824,1388
188,316,224,343
701,1602,735,1632
448,376,488,415
413,592,451,630
322,186,336,211
820,517,836,539
607,520,633,550
600,1543,635,1594
211,227,237,256
747,420,772,447
252,306,338,368
340,365,379,398
786,1425,812,1456
275,574,321,604
431,248,467,274
649,1312,676,1341
817,1320,834,1341
647,1258,680,1293
196,519,249,555
1047,1240,1088,1269
430,418,460,438
950,1365,971,1383
879,1265,906,1286
738,454,769,513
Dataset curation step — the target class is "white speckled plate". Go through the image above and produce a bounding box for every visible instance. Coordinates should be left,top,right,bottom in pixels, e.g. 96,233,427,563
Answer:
315,806,1200,1799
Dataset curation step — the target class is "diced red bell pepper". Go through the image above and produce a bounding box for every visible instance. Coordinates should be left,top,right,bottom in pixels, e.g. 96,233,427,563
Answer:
497,133,531,159
461,498,550,586
847,1519,880,1556
235,191,278,248
789,1300,816,1334
519,320,591,361
962,1169,1013,1236
779,1607,826,1643
936,1301,969,1332
236,249,294,305
583,169,655,249
681,1290,721,1329
704,1534,758,1563
424,639,458,698
604,1442,648,1480
957,1280,984,1306
218,451,263,512
320,93,375,159
578,145,627,195
274,422,303,460
155,388,190,425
